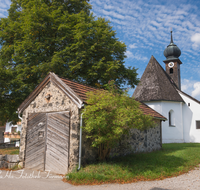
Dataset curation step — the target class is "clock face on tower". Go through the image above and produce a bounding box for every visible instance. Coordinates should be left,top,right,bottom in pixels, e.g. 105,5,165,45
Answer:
168,62,174,68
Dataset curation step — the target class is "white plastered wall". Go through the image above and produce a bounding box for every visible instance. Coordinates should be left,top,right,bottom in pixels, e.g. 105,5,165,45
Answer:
179,93,200,142
144,101,184,143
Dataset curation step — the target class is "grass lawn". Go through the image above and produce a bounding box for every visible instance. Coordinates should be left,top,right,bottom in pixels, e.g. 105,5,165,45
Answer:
65,143,200,185
0,147,19,155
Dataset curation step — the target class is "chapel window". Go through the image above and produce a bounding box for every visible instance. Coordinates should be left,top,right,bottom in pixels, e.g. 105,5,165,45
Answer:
169,110,175,127
196,121,200,129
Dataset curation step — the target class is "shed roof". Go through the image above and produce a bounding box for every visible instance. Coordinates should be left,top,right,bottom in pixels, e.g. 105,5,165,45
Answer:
18,72,166,120
61,77,166,120
132,56,184,102
139,102,167,120
59,77,96,101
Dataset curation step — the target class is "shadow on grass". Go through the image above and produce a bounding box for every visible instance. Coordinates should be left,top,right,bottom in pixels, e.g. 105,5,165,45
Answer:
105,151,187,179
94,143,200,179
68,143,200,184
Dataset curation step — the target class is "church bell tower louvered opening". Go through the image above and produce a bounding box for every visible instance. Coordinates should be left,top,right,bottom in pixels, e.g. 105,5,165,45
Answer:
163,31,182,90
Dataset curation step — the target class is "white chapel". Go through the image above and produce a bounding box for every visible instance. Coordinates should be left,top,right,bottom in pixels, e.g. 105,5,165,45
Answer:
133,32,200,143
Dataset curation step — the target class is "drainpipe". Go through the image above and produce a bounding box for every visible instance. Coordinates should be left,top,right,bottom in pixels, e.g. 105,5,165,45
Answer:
16,111,22,148
16,111,22,121
77,104,84,171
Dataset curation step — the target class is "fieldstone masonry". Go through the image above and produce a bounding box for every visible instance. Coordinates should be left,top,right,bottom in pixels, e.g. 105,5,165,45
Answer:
110,120,161,157
0,155,19,169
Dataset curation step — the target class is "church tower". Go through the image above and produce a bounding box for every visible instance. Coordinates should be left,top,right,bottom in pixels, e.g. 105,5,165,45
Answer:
163,31,182,89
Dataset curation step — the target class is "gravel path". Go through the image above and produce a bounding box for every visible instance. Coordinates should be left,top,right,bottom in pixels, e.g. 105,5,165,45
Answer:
0,167,200,190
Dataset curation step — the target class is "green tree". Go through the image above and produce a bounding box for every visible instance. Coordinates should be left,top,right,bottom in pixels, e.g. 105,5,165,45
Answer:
82,81,155,161
0,0,139,123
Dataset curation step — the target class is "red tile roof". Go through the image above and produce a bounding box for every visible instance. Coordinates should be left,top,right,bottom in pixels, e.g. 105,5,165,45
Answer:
60,77,96,101
139,102,167,120
60,77,166,120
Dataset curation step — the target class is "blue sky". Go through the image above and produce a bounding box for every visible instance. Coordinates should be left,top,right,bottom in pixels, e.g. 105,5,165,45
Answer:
1,0,200,100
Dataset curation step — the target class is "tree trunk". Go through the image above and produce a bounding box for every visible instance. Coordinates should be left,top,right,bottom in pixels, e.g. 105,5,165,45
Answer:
98,143,110,161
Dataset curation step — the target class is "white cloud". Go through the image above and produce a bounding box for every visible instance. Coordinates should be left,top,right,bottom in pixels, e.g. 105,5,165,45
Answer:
182,79,194,92
126,51,134,58
102,10,125,20
191,33,200,49
0,0,11,17
181,79,200,100
192,82,200,98
125,51,148,62
91,0,200,60
129,43,137,49
0,0,10,9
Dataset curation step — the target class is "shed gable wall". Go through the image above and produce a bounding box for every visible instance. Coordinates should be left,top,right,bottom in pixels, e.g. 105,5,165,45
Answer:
20,82,80,171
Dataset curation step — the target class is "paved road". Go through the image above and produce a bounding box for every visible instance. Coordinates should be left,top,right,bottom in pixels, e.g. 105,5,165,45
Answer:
0,167,200,190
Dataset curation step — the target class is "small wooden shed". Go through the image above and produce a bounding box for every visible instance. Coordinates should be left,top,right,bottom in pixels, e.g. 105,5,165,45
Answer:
18,72,166,174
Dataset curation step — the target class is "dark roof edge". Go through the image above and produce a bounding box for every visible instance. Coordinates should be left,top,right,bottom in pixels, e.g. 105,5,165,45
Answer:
141,99,184,103
154,117,167,121
177,90,200,104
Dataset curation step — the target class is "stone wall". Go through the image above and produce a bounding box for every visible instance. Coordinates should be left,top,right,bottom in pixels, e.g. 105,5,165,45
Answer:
81,120,162,163
0,143,15,149
81,132,98,165
20,81,80,172
110,120,162,157
0,155,20,169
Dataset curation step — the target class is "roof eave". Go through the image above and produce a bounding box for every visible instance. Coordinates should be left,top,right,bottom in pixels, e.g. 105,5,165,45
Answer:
176,89,200,104
153,117,167,121
142,99,184,103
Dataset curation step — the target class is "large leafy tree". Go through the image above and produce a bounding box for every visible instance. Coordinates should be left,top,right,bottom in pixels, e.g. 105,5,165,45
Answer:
83,81,155,161
0,0,139,123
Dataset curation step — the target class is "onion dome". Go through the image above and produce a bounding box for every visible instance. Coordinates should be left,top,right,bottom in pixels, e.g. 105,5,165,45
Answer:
164,31,181,61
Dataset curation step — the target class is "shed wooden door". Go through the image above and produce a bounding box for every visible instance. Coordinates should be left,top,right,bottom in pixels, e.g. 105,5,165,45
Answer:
25,111,70,174
25,113,46,170
45,112,70,174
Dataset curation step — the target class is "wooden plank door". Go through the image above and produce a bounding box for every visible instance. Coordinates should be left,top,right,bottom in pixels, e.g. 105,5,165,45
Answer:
25,113,46,170
45,111,70,174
